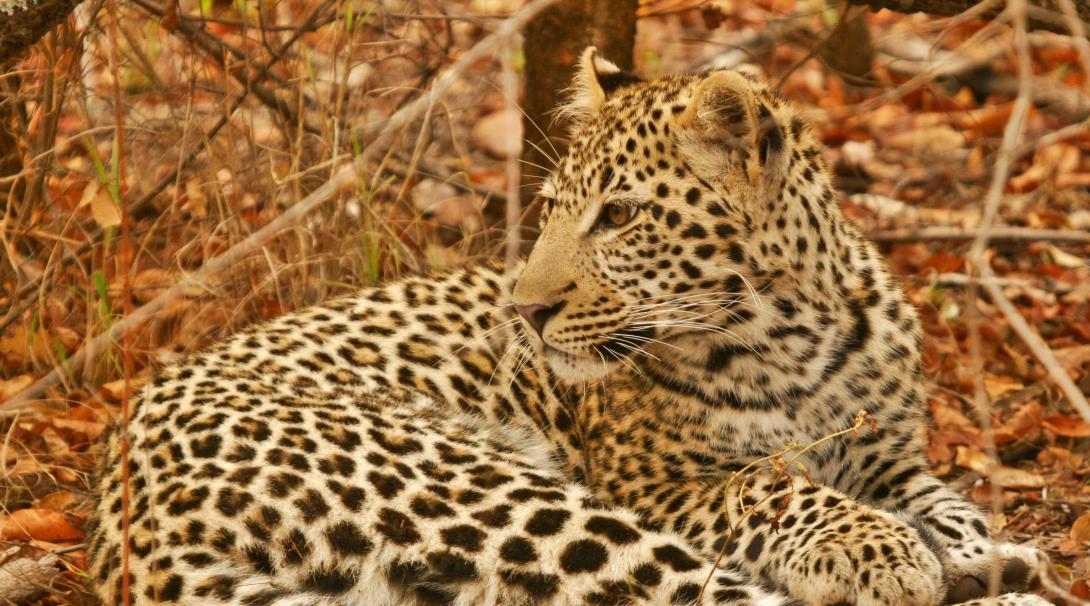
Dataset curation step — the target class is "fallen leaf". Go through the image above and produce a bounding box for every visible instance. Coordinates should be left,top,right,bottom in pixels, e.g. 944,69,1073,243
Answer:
36,491,77,512
887,126,966,160
1071,578,1090,599
89,187,121,228
1049,245,1086,269
413,179,483,229
52,418,107,440
1073,513,1090,543
994,401,1042,445
990,466,1045,489
969,482,1016,505
956,446,992,474
472,109,523,158
0,509,82,542
1058,538,1085,557
182,179,208,218
983,373,1024,401
1042,414,1090,438
0,375,34,403
931,399,978,430
131,268,176,304
955,446,1045,488
1055,344,1090,370
1038,446,1086,467
98,377,147,401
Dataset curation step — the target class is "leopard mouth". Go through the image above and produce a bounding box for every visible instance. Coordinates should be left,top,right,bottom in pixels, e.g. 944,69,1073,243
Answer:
534,324,660,382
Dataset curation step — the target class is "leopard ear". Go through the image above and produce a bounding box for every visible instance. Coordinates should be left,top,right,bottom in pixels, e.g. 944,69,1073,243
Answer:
558,47,642,124
678,70,785,187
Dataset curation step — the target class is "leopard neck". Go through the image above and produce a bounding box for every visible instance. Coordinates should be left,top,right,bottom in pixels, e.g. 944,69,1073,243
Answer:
630,225,926,454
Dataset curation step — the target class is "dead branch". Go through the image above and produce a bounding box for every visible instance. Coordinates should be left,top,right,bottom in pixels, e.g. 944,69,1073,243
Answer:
129,0,321,135
0,0,82,65
0,550,60,603
849,0,1090,33
1,0,562,412
0,1,334,337
872,226,1090,244
964,0,1090,426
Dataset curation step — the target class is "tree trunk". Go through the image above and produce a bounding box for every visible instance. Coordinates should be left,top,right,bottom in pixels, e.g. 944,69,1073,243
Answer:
849,0,1090,33
0,0,83,65
518,0,637,244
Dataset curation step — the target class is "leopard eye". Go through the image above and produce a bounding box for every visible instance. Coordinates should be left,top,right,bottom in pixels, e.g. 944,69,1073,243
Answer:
595,202,638,231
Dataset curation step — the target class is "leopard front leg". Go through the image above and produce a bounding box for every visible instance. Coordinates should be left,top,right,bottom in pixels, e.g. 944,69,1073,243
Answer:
622,471,945,605
846,460,1049,603
723,471,945,606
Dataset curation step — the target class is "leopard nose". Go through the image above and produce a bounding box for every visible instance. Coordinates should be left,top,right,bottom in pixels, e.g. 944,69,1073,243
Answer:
514,302,565,337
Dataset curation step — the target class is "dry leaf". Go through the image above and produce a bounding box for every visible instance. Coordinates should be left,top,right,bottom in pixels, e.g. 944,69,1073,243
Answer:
1071,578,1090,599
1049,245,1086,269
0,509,82,542
1072,512,1090,543
89,187,121,228
98,377,146,401
983,374,1024,401
52,418,107,440
1038,446,1085,467
887,126,966,160
36,491,77,512
1042,414,1090,438
472,109,523,158
994,401,1042,445
955,446,1045,488
0,375,34,403
931,399,977,430
132,268,175,304
1055,344,1090,370
182,179,208,217
956,446,992,474
990,466,1045,489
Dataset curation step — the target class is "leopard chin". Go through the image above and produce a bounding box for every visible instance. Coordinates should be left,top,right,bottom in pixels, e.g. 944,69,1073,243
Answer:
542,344,617,383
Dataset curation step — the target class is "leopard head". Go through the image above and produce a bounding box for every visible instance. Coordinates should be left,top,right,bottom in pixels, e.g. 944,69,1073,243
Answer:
512,47,828,382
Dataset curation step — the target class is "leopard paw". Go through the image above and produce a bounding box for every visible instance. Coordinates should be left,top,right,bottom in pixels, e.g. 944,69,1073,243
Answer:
954,593,1053,606
944,542,1049,604
783,532,945,606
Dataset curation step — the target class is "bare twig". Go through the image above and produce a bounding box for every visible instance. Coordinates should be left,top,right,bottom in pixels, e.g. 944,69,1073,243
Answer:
2,0,561,411
965,0,1090,429
0,1,333,337
872,226,1090,244
501,39,521,267
1056,0,1090,92
0,551,59,603
129,0,319,135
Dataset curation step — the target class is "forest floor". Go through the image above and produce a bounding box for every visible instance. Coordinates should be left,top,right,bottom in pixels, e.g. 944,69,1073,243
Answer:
1,0,1089,603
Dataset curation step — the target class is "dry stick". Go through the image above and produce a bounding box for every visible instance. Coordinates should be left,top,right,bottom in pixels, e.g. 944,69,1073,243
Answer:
967,0,1090,431
130,0,318,135
965,2,1031,595
103,3,133,603
3,0,561,411
1057,0,1090,92
0,1,332,336
501,38,521,267
871,226,1090,244
1011,116,1090,159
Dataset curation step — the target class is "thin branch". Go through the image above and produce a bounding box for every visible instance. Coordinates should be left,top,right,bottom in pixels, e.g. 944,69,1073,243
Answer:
501,38,521,267
0,2,332,337
965,0,1090,426
129,0,319,135
872,226,1090,244
2,0,561,411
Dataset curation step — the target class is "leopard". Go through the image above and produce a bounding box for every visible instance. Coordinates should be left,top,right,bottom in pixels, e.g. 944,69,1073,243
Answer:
85,48,1053,606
